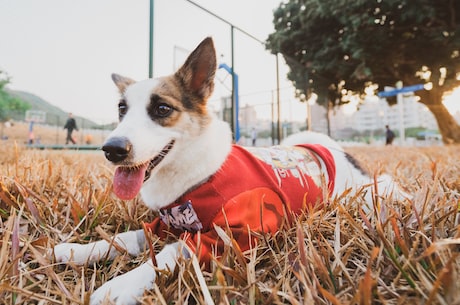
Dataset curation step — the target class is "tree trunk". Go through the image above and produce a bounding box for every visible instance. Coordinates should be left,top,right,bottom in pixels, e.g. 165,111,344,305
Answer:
424,103,460,144
418,88,460,144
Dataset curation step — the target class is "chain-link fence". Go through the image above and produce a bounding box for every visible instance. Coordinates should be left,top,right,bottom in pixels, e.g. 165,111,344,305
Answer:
219,99,308,147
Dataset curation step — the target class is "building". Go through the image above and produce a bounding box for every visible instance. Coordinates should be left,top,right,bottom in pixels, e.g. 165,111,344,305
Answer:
310,94,439,138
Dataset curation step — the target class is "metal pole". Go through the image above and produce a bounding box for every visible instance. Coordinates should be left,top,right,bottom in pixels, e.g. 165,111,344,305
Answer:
396,81,405,144
219,63,240,142
305,71,311,131
56,115,60,144
307,102,312,131
233,73,240,142
271,91,275,145
276,53,281,144
183,0,269,142
149,0,154,78
230,26,236,141
80,118,84,144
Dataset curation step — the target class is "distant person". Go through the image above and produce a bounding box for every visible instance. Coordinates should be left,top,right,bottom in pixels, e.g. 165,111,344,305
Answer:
385,125,395,145
251,127,257,146
64,113,78,144
28,121,35,144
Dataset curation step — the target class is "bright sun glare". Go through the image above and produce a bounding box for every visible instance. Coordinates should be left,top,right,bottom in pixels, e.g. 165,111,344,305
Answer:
443,86,460,115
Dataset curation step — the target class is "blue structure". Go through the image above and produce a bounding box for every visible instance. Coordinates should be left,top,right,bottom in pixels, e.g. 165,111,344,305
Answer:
378,84,426,98
377,82,430,144
218,63,240,142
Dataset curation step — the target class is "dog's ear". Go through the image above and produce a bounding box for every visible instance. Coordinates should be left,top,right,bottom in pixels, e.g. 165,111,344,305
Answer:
175,37,216,99
111,73,135,94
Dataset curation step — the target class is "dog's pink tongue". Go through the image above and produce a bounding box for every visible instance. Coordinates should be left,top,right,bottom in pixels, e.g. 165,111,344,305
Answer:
113,164,147,200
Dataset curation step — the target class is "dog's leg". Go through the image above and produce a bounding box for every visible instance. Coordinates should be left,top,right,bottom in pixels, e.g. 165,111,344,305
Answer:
54,229,146,265
90,242,183,305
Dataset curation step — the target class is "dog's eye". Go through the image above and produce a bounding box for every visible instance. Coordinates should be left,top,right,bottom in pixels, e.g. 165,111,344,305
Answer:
148,94,175,121
154,104,173,118
118,100,128,118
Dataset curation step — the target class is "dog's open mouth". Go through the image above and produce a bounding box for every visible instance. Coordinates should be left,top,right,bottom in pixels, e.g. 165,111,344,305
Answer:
112,140,175,200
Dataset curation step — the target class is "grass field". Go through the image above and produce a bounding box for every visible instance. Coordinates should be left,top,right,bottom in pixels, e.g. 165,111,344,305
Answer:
0,143,459,304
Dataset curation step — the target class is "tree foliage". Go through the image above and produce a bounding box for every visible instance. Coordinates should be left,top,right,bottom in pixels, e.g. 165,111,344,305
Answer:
266,0,460,143
0,71,30,121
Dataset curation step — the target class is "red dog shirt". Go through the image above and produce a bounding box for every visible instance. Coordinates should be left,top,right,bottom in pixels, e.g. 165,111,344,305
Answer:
144,144,336,264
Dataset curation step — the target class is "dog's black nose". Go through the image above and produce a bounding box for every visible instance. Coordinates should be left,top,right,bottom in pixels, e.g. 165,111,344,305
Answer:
102,137,132,163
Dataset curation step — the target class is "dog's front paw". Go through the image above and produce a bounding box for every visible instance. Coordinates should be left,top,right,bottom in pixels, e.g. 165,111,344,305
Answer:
54,243,98,265
90,262,156,305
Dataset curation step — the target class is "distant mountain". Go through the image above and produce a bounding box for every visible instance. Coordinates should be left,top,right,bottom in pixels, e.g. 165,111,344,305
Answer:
7,89,101,129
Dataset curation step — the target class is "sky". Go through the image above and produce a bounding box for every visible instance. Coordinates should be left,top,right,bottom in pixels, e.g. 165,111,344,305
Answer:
0,0,458,126
0,0,308,125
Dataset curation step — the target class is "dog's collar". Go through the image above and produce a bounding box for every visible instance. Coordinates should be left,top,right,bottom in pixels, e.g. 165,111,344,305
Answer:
159,200,203,232
161,176,210,212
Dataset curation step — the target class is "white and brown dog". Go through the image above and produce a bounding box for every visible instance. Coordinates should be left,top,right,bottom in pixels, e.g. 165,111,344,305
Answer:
54,37,407,304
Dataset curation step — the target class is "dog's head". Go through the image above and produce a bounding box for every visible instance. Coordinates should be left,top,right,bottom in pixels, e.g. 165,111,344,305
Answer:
102,37,217,200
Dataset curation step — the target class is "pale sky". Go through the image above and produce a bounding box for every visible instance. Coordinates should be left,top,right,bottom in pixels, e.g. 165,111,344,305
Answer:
0,0,309,125
1,0,458,126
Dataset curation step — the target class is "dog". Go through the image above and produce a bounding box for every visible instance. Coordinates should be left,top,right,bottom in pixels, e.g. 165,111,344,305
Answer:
54,37,407,305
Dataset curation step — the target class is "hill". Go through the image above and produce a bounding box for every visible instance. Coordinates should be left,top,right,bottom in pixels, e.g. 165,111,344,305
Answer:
7,89,101,128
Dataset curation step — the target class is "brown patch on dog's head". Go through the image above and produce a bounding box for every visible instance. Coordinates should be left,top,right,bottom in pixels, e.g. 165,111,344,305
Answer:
109,38,217,131
144,75,212,129
143,37,217,128
174,37,216,105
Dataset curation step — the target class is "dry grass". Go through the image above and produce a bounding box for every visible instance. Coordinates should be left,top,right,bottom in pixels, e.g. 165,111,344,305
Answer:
0,143,459,304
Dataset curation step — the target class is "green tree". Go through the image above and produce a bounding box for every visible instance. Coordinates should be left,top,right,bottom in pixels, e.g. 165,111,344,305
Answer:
0,71,30,121
266,0,460,144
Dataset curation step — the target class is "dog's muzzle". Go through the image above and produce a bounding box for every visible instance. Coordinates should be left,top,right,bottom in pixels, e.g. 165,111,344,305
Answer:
102,138,175,200
102,137,132,163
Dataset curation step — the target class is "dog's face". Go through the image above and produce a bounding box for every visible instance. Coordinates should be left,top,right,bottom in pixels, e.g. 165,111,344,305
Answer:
102,37,217,200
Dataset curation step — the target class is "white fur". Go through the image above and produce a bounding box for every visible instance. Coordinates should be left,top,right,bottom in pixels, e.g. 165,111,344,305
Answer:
55,233,184,305
54,230,145,265
282,131,344,151
53,39,409,304
108,79,182,164
90,242,181,305
141,117,232,210
55,129,408,304
282,131,409,211
106,77,233,211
